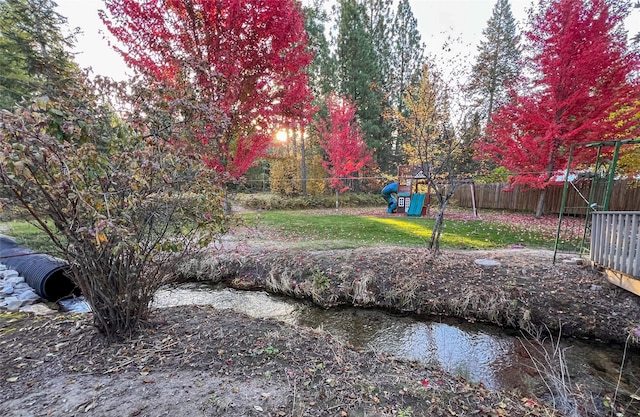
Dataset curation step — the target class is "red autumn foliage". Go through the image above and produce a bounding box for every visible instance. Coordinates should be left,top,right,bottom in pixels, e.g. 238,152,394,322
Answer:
480,0,639,190
315,93,372,193
101,0,314,178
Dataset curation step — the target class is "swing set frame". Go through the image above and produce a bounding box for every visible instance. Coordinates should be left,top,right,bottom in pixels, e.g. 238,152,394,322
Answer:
553,138,640,264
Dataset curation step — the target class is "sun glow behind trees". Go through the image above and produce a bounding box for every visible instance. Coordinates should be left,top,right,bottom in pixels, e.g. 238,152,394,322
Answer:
100,0,315,179
51,1,640,195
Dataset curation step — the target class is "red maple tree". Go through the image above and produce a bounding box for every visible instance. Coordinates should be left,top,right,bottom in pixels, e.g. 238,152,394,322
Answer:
480,0,639,217
315,92,372,203
101,0,314,179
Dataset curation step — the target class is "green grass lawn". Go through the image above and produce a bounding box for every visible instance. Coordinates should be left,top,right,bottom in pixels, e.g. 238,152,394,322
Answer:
0,220,60,254
243,211,554,250
2,209,557,254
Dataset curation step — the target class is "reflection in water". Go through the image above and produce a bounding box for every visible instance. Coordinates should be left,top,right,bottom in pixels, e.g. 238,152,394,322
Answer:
153,284,640,397
294,306,516,389
383,322,510,388
155,285,521,388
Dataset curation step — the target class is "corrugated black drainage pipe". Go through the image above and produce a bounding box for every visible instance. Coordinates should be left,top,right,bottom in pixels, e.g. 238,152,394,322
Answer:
0,235,78,302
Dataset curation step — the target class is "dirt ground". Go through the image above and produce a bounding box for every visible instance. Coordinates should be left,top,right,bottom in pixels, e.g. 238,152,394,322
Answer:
1,208,640,417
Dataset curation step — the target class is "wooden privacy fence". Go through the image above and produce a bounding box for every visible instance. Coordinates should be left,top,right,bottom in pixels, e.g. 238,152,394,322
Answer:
453,180,640,214
591,211,640,295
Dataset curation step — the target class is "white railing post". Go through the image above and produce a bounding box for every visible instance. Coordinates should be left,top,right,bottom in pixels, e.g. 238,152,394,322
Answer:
591,212,640,279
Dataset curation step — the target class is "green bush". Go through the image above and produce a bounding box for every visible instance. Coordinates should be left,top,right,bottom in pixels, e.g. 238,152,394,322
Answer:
233,192,383,211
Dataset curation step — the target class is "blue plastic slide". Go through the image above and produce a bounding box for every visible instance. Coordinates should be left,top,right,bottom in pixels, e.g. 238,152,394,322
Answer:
381,182,398,213
407,193,425,216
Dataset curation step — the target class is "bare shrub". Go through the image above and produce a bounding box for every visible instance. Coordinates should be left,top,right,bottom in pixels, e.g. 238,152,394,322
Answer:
351,272,376,305
610,331,640,416
519,325,585,416
0,89,228,341
385,275,420,310
520,326,640,416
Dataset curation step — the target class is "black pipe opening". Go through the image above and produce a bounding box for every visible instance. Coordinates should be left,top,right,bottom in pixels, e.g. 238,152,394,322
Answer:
0,236,78,302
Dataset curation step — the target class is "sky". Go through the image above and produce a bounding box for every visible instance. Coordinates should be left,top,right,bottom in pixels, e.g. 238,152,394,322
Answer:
55,0,639,82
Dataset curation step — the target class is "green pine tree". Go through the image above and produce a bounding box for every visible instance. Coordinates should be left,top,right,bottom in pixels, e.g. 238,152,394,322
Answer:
0,0,80,109
336,0,392,171
389,0,424,165
303,1,337,102
468,0,521,125
362,0,393,91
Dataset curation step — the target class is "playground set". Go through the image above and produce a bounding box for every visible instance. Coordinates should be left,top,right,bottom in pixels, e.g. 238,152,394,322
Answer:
381,165,430,216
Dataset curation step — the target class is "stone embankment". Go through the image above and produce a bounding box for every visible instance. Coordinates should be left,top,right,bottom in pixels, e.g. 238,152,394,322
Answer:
0,262,56,314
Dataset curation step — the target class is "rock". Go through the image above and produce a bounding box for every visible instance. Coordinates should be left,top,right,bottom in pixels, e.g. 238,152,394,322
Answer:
1,284,14,295
562,258,584,265
15,288,40,303
20,303,57,315
0,265,44,310
13,282,30,290
0,269,19,279
5,275,25,285
4,296,22,311
58,297,91,313
474,259,501,267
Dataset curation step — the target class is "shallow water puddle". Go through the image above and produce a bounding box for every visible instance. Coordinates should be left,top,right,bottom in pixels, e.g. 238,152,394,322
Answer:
155,284,518,388
154,284,299,321
293,305,522,389
151,283,640,395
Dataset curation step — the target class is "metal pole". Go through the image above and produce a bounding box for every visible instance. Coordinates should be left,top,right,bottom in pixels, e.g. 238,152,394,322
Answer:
470,181,478,217
581,145,603,254
603,141,621,211
554,144,575,264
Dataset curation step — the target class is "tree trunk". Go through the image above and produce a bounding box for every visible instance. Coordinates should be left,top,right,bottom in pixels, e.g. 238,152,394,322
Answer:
290,128,298,160
429,210,443,251
537,157,556,219
487,48,498,123
535,188,546,218
335,188,339,211
429,198,449,251
223,187,231,216
300,129,307,196
428,181,464,251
